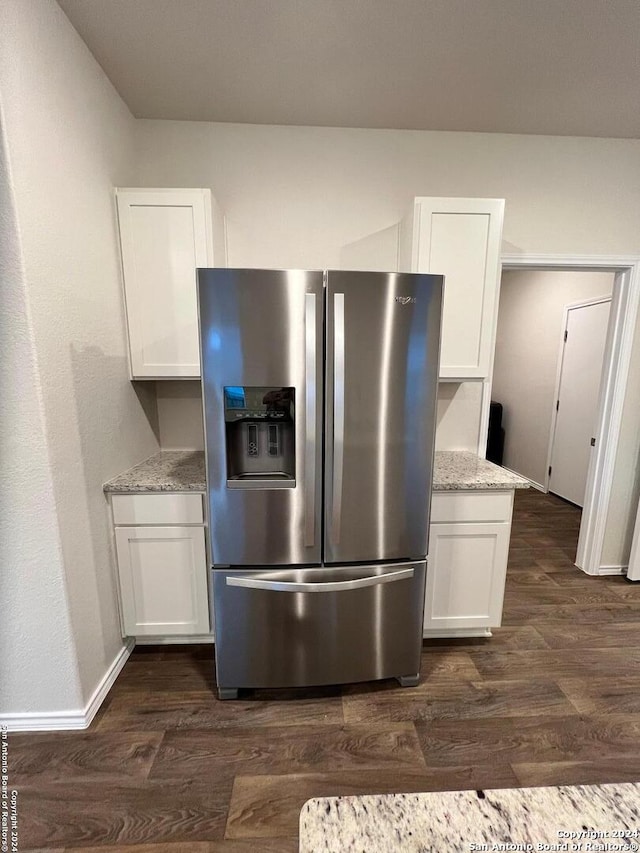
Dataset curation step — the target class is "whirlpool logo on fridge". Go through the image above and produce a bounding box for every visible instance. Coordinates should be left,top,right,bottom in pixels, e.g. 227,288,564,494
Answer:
395,296,416,305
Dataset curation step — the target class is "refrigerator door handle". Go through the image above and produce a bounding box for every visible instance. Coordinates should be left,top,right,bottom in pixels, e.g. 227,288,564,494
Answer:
226,567,414,593
304,293,317,547
331,292,345,545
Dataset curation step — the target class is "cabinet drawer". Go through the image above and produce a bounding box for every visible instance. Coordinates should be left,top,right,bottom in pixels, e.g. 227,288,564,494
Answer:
431,490,513,524
112,493,204,525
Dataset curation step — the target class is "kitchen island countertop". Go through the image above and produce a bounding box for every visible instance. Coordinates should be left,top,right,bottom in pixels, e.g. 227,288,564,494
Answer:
299,783,640,853
104,449,529,493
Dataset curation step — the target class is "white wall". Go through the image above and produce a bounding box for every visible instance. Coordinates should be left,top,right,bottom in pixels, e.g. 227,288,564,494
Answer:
137,121,640,456
157,382,204,449
493,270,614,487
155,379,481,453
435,383,484,452
0,0,160,719
0,110,83,717
135,120,640,562
134,122,640,263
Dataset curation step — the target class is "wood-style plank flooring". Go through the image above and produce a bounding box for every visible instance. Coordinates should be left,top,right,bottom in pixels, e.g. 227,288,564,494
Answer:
13,489,640,851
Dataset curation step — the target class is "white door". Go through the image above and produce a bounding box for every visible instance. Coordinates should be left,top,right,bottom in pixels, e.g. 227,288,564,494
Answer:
424,521,510,632
549,299,611,507
115,525,209,636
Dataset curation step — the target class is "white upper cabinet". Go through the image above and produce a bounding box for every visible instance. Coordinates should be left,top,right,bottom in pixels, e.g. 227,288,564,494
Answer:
116,188,226,379
398,197,504,381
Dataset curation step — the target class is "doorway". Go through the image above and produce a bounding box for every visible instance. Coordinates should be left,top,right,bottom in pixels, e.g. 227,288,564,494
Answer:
485,255,640,576
491,271,613,570
491,270,614,500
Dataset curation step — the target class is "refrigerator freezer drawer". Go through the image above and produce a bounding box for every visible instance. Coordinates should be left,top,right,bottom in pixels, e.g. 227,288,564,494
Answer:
212,562,426,691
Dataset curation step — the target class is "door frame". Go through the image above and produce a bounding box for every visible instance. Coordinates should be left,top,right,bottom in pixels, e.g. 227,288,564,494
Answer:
545,294,612,496
628,499,640,581
482,254,640,576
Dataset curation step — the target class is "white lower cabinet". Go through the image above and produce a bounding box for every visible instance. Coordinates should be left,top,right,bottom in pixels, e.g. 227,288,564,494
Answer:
114,521,210,638
424,490,514,637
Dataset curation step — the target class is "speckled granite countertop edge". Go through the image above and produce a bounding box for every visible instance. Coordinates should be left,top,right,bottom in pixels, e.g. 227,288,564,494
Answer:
433,450,530,490
299,783,640,853
103,449,529,493
103,450,206,493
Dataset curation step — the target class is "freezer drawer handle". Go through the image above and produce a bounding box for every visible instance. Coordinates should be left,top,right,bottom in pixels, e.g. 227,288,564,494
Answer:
226,567,414,593
305,292,316,547
331,292,345,545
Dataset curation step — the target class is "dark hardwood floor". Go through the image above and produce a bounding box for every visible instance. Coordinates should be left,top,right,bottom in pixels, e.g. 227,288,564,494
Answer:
13,489,640,851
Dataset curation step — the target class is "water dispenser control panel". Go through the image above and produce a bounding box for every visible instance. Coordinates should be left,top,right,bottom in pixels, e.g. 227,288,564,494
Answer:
223,387,295,488
224,387,294,421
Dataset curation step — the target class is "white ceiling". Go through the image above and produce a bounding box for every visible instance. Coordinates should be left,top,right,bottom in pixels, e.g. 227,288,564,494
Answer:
57,0,640,138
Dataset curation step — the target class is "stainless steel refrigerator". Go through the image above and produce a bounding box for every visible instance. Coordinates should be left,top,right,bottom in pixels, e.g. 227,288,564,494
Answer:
198,269,443,699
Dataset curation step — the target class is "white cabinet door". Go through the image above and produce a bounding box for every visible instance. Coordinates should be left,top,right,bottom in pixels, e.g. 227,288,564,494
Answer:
116,188,225,378
400,198,504,380
424,521,510,631
115,525,209,636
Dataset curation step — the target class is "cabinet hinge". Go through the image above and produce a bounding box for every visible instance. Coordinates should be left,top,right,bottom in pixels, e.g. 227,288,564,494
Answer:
548,465,552,476
564,329,568,342
590,437,596,447
556,399,560,412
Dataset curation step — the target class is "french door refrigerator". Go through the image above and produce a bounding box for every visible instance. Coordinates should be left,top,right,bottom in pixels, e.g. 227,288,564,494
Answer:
198,268,443,699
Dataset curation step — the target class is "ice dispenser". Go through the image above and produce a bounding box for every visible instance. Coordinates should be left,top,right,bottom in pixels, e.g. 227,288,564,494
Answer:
224,386,295,488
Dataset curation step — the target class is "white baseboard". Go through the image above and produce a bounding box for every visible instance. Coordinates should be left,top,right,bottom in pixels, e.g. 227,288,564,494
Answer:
0,639,134,732
0,708,90,732
83,639,134,728
500,465,545,492
597,564,627,576
135,634,214,644
577,563,627,577
423,628,492,639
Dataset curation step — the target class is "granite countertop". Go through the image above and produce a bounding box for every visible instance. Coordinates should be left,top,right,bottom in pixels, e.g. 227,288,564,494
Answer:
103,449,528,493
433,450,529,490
299,783,640,853
104,450,206,492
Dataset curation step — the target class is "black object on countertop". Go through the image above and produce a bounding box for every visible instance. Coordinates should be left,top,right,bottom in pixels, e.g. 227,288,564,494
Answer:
486,401,505,466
